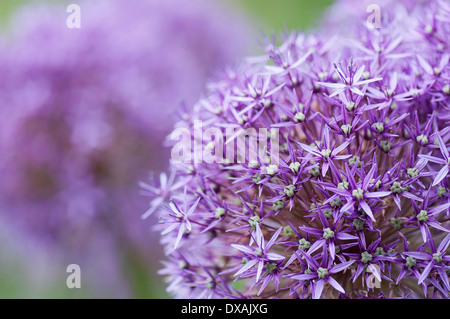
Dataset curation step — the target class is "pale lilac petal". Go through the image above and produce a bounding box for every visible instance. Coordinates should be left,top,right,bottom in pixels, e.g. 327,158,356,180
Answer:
330,260,355,274
174,223,186,250
256,260,264,283
365,191,392,198
328,277,346,294
231,244,254,255
313,280,325,299
432,165,449,186
291,272,317,281
418,262,434,284
360,200,376,221
234,259,258,278
267,252,285,261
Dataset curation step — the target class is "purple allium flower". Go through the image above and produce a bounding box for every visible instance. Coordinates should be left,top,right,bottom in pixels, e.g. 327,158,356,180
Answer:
147,0,450,299
0,0,252,297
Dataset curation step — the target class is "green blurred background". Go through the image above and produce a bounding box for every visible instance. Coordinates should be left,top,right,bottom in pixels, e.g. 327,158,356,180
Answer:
231,0,333,33
0,0,332,299
0,0,333,32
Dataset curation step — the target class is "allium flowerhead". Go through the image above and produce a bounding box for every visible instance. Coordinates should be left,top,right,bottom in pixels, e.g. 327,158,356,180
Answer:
147,0,450,299
0,0,252,297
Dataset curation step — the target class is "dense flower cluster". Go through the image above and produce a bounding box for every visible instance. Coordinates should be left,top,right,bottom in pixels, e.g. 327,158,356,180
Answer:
0,0,250,297
146,0,450,298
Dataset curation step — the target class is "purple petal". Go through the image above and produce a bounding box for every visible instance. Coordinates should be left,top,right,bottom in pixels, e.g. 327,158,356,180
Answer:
317,82,346,89
332,139,352,156
330,260,355,274
435,131,449,159
329,241,336,260
187,196,201,216
418,154,446,165
324,126,330,148
257,276,272,296
403,251,431,261
396,267,407,285
185,219,192,232
432,165,449,186
313,280,325,299
300,249,320,270
402,191,423,202
419,224,428,243
327,277,346,294
418,261,434,284
328,87,346,98
255,224,264,248
356,77,383,86
335,232,358,241
365,191,392,198
353,65,365,83
429,202,450,216
349,86,364,96
266,227,283,249
352,263,365,283
417,55,433,75
437,233,450,252
363,162,377,189
290,50,313,69
265,82,285,97
267,252,285,261
340,200,355,213
298,142,321,156
291,272,317,281
368,264,381,283
231,244,254,255
326,187,350,197
439,268,450,291
307,238,326,256
256,260,264,282
393,194,402,210
141,197,164,219
359,200,376,222
322,161,330,177
300,226,323,236
428,221,450,233
174,223,186,250
234,258,258,278
169,201,183,216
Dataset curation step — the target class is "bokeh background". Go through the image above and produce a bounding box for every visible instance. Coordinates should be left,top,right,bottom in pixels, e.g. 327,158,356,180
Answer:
0,0,332,298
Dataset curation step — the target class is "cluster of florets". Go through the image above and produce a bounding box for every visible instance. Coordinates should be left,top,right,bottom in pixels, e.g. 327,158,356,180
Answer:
144,0,450,298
